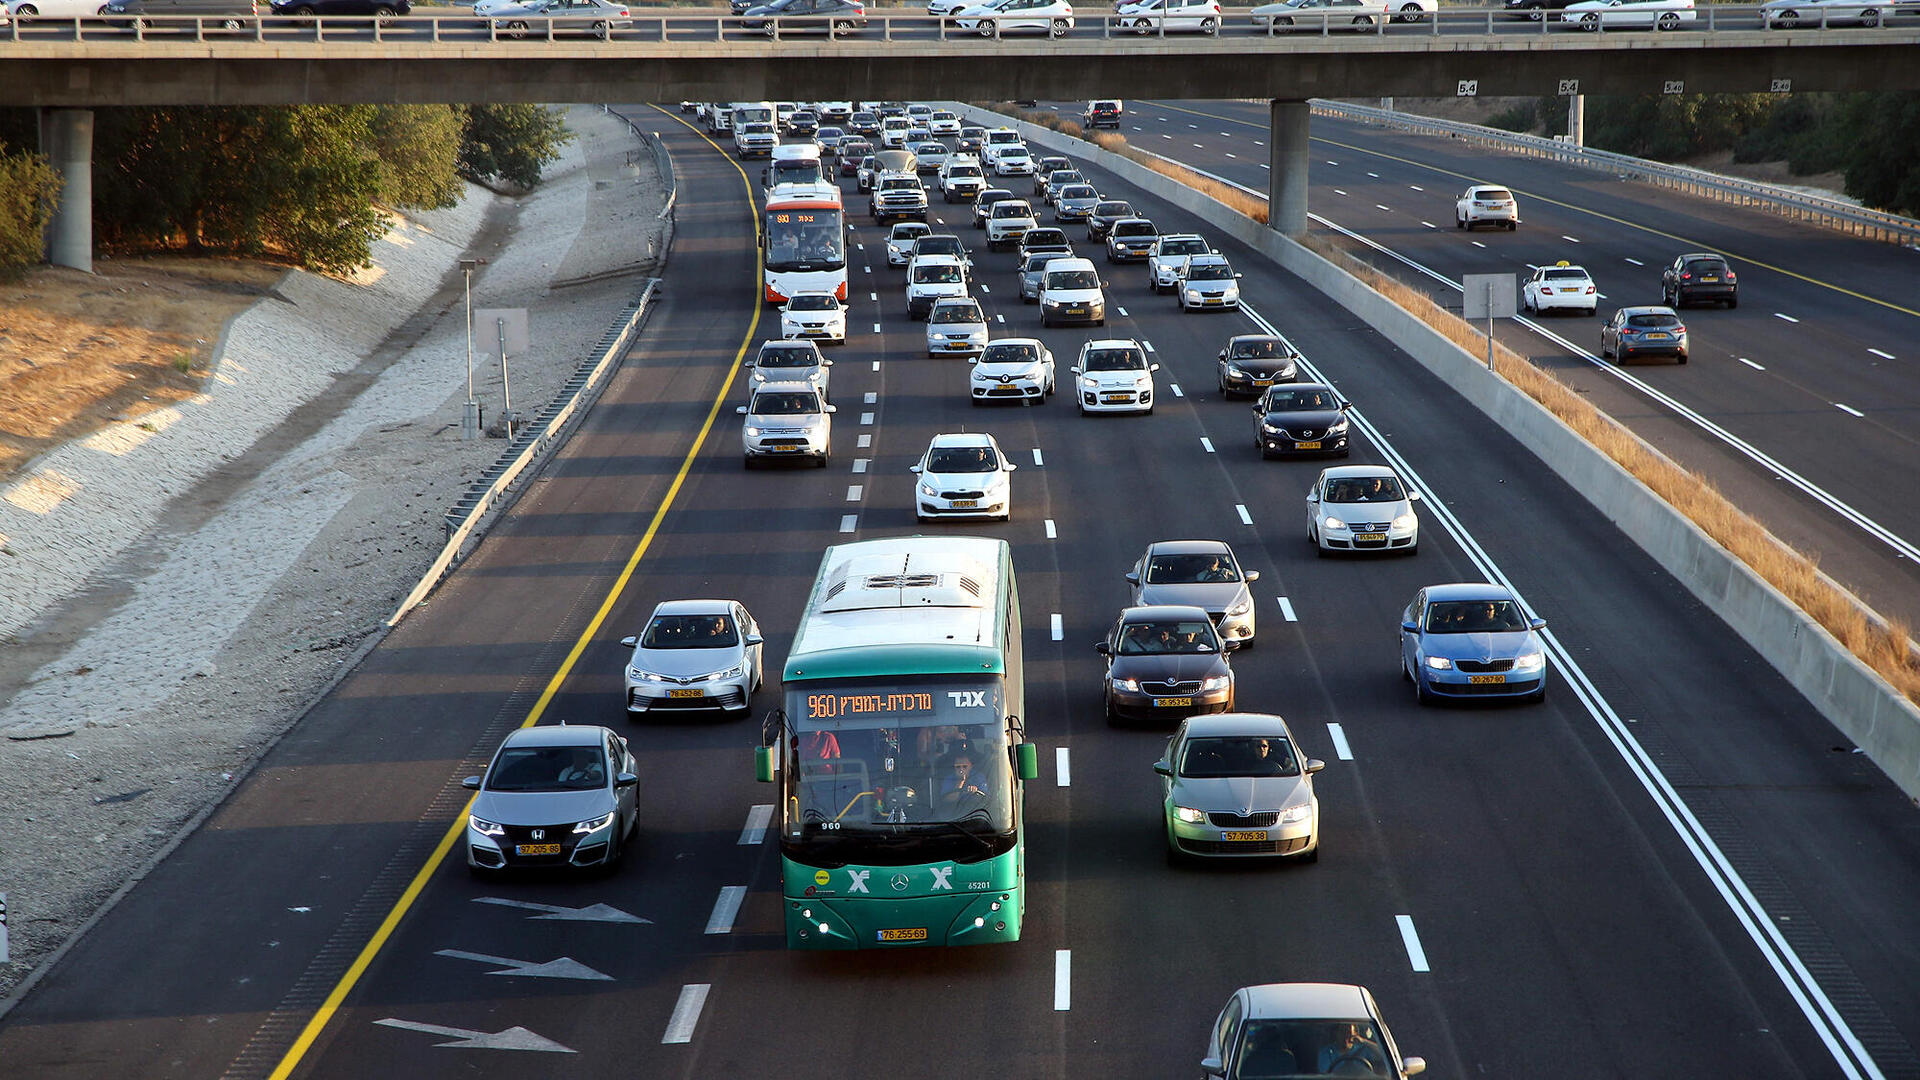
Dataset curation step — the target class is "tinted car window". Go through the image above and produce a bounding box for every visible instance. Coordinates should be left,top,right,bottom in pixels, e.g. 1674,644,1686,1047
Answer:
1046,269,1099,290
913,264,963,283
1084,347,1147,372
1325,476,1405,502
928,446,999,471
1627,313,1681,328
930,302,984,323
1179,736,1298,778
1426,599,1528,632
643,613,738,648
980,343,1039,364
1229,338,1290,359
1116,619,1219,654
752,392,821,414
1146,553,1240,583
1264,388,1334,410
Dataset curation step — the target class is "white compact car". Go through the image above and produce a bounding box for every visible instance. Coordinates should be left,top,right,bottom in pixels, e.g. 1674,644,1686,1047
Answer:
926,297,990,357
970,337,1056,403
620,599,765,715
993,145,1037,177
953,0,1075,35
929,110,963,136
985,198,1039,252
1522,261,1598,315
1306,464,1420,556
1149,233,1213,292
906,253,971,320
1074,338,1159,415
1562,0,1694,29
1117,0,1223,33
912,431,1017,521
779,292,848,345
1456,184,1519,230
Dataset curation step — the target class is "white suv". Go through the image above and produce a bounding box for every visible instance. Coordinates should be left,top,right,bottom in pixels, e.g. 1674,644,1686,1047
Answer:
1456,184,1519,230
1073,338,1159,415
1148,233,1213,292
737,382,834,467
906,253,971,320
940,157,988,202
870,173,929,223
985,198,1038,252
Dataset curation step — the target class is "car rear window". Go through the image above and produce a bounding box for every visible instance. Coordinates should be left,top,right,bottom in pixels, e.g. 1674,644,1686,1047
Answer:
1543,268,1587,280
1627,313,1681,328
1684,259,1727,274
1476,189,1513,201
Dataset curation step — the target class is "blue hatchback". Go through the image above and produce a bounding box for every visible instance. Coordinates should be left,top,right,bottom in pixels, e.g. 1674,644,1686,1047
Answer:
1399,583,1547,704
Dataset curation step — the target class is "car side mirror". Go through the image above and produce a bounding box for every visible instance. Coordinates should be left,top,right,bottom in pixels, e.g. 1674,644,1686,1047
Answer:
1305,758,1326,774
1124,571,1140,585
1245,570,1260,582
1094,641,1111,655
1402,1057,1426,1077
1218,349,1228,360
1253,403,1264,412
967,357,980,365
1070,365,1082,374
1149,363,1161,372
735,405,748,415
1307,490,1319,503
620,635,639,648
462,775,482,790
745,633,764,646
615,771,639,788
822,358,834,367
1339,401,1352,411
1006,463,1017,471
1201,1058,1226,1078
1223,639,1243,652
824,404,838,413
1234,272,1244,279
1401,620,1419,633
1530,617,1548,631
909,464,922,473
1153,761,1172,777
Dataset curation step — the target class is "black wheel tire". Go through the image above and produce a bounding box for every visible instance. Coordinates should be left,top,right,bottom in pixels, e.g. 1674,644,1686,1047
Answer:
1678,353,1688,365
1727,297,1738,309
220,16,242,29
1455,215,1465,229
1530,682,1548,704
1580,11,1599,28
977,17,993,34
1397,2,1423,20
1404,542,1418,557
1049,15,1067,34
505,18,527,35
1507,221,1518,231
1526,8,1541,18
15,3,37,15
1656,10,1678,28
1415,673,1436,705
1200,15,1216,31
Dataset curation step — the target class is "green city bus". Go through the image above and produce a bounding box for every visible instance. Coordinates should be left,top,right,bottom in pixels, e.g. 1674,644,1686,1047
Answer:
755,535,1040,949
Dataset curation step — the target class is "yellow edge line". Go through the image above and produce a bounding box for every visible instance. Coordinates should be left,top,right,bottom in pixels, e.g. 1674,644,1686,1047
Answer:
267,107,761,1080
1149,99,1920,320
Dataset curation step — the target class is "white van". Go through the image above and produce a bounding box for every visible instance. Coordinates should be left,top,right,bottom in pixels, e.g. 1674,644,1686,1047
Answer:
981,128,1023,166
1037,256,1107,328
766,143,825,189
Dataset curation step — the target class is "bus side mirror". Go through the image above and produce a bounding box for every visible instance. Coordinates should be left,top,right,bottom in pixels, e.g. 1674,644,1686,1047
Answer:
1016,742,1039,781
755,745,775,783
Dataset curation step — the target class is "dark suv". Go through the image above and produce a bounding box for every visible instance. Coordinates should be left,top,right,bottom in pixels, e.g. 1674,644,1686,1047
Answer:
103,0,259,27
1661,253,1738,309
1083,99,1122,129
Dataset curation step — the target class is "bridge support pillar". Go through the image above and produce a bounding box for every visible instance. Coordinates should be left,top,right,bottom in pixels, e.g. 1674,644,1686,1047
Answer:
1267,99,1309,238
38,107,94,274
1567,94,1585,147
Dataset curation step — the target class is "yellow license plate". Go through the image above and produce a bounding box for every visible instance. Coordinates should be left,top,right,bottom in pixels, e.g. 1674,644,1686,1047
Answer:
1468,674,1506,685
877,927,928,942
1356,533,1387,542
668,688,704,698
952,499,979,508
1252,378,1273,386
1221,831,1269,842
516,843,562,856
1646,333,1670,340
1067,307,1086,315
1102,393,1131,403
1154,697,1193,708
1295,441,1322,450
1700,276,1719,282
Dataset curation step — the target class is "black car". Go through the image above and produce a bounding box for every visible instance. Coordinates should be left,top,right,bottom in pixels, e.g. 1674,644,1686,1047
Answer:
788,110,820,136
957,126,987,154
1661,252,1738,309
1501,0,1580,16
738,0,866,31
1086,199,1136,241
973,187,1016,229
849,111,882,136
1217,334,1300,397
1097,605,1238,725
272,0,407,13
1252,382,1350,458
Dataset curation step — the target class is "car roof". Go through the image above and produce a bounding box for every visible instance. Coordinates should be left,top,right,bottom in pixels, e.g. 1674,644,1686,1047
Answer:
1085,337,1145,350
1145,538,1233,556
1159,233,1205,242
1112,217,1156,228
1319,464,1398,481
751,379,819,395
1678,251,1725,261
1185,253,1231,266
1119,604,1212,622
1241,982,1374,1021
649,598,738,616
1046,257,1097,271
1617,305,1680,316
759,338,822,353
503,724,611,748
1422,582,1519,602
928,431,996,448
986,336,1045,348
1182,712,1294,739
929,297,980,309
1228,333,1285,345
911,253,965,266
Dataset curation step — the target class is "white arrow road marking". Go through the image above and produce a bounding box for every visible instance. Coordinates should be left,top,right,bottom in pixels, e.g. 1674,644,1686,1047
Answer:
740,804,773,844
664,984,711,1044
374,1019,576,1053
706,886,748,934
434,949,613,981
1327,722,1354,761
473,898,649,923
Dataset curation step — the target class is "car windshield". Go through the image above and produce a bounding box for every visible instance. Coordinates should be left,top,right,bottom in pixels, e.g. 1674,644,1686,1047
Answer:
487,745,608,793
1231,338,1291,359
916,237,964,256
757,346,818,367
980,343,1039,365
916,143,944,154
1234,1019,1388,1077
1179,735,1298,778
1146,552,1241,584
1426,599,1529,633
1161,238,1208,257
788,295,837,312
950,165,983,177
991,203,1032,218
1115,221,1156,237
641,612,738,648
1003,149,1030,160
1095,202,1132,216
1116,619,1219,655
930,303,983,324
1084,347,1147,372
1187,263,1233,281
913,264,963,283
1051,171,1083,185
891,224,931,241
1040,158,1071,171
1025,230,1066,246
927,445,999,471
1325,475,1405,502
751,392,821,415
1059,185,1097,200
1265,388,1335,411
881,178,917,191
1047,270,1099,290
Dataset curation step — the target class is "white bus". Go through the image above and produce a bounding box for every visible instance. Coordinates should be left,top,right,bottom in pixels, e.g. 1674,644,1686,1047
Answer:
765,182,847,304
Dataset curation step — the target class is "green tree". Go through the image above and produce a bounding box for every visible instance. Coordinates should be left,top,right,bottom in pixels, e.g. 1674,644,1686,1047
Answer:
1587,93,1774,160
0,141,63,281
1840,92,1920,217
459,104,572,189
369,105,465,211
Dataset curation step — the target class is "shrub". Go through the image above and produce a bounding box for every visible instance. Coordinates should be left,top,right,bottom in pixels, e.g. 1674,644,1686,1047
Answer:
0,143,63,281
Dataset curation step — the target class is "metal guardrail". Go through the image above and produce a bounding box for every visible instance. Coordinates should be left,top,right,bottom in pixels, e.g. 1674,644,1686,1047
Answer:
1311,99,1920,246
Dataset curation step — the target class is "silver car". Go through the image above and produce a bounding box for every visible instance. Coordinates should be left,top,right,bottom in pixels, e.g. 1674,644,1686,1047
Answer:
621,599,764,715
1202,983,1427,1078
1155,712,1322,863
1126,539,1259,643
747,338,832,400
886,221,933,267
462,725,639,874
1053,183,1101,223
1018,251,1071,303
926,297,989,358
737,381,834,467
1308,464,1420,556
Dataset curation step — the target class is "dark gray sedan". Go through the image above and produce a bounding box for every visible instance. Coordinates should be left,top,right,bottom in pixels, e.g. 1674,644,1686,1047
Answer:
1019,251,1071,302
1126,538,1259,644
1053,183,1101,223
463,725,639,874
1155,712,1322,863
1086,199,1136,240
1097,604,1238,725
1252,382,1350,458
1216,334,1299,397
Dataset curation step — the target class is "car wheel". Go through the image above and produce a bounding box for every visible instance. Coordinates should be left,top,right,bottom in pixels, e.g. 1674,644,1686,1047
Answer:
1774,7,1797,23
372,3,396,14
220,15,242,28
503,18,528,35
1415,671,1436,705
977,16,994,33
1201,15,1217,31
1585,306,1597,317
1049,15,1068,34
1726,296,1738,309
1455,214,1465,229
1165,841,1189,868
1397,2,1424,20
743,453,756,470
1526,7,1541,17
1677,352,1688,364
1655,10,1678,28
1403,541,1418,557
1507,220,1518,231
1580,10,1599,28
14,3,37,14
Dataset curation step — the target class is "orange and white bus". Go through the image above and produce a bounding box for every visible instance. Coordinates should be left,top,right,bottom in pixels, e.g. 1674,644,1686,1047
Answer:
764,181,847,305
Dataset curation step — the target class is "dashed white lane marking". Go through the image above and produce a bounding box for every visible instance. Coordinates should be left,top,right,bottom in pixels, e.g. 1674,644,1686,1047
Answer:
1835,403,1865,417
1421,221,1436,229
1236,504,1253,526
740,804,773,844
846,485,863,501
1220,130,1231,137
860,412,875,424
1375,204,1391,212
980,283,991,293
1255,139,1265,146
1055,950,1072,1011
1225,153,1237,159
996,314,1006,323
1032,448,1045,466
1869,348,1895,359
1623,257,1644,266
857,433,872,448
1325,159,1338,165
1201,437,1215,453
869,291,877,301
1397,916,1431,972
871,361,880,372
1193,143,1205,150
1142,339,1155,353
864,391,877,404
1471,241,1486,249
1160,133,1173,140
1171,384,1184,398
705,887,747,934
663,984,711,1043
1050,613,1064,641
856,243,864,250
1056,747,1072,787
1560,235,1581,244
1276,596,1297,621
839,514,857,533
1409,184,1423,191
1117,306,1129,316
872,323,882,334
1738,357,1766,371
864,265,872,273
1259,163,1270,170
852,458,869,474
1774,313,1800,323
1327,723,1354,761
1045,518,1057,539
1334,189,1348,197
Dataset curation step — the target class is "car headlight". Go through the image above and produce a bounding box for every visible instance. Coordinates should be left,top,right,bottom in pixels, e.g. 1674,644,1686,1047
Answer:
573,812,616,834
1328,418,1349,433
1322,516,1346,531
1114,677,1140,692
629,668,667,682
1135,377,1153,389
1043,298,1062,307
1425,656,1454,671
709,662,747,681
1223,285,1240,299
744,427,762,438
1513,652,1546,673
1200,675,1231,692
1082,377,1100,390
469,816,505,836
1278,804,1312,825
1262,423,1281,434
1185,289,1204,302
920,483,939,497
1392,512,1418,530
1226,598,1252,617
1172,805,1207,824
1224,363,1246,377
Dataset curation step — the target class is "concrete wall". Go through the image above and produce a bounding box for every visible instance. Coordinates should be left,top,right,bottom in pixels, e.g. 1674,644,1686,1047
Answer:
957,104,1920,803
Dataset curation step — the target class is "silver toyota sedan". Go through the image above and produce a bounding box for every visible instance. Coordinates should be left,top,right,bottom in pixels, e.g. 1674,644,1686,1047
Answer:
621,599,765,715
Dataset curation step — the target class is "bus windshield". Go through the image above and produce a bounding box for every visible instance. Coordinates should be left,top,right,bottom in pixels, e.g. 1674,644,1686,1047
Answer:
766,208,846,272
782,676,1013,865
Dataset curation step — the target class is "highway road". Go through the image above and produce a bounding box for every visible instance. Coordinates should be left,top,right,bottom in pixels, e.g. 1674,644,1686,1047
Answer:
1,104,1917,1080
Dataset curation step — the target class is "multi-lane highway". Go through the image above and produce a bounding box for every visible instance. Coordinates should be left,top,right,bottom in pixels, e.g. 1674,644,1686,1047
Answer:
1,103,1917,1080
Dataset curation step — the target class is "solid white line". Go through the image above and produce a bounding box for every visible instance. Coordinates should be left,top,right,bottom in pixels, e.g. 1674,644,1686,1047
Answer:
1055,950,1071,1010
846,485,863,501
1775,312,1800,323
1396,915,1431,972
1327,723,1354,761
839,515,857,533
860,412,875,425
857,433,872,448
1032,448,1045,466
1056,747,1071,787
663,984,711,1043
1235,504,1253,526
864,391,877,404
1201,437,1215,453
1835,403,1865,417
1045,519,1057,539
1561,235,1581,244
739,804,773,845
1624,257,1644,266
705,887,747,934
1409,184,1423,191
1050,613,1064,641
1738,357,1766,371
1171,384,1184,398
1276,596,1297,621
1421,221,1436,229
1868,348,1894,360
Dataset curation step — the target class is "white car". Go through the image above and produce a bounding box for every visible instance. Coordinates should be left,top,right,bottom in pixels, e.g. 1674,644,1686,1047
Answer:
906,253,971,319
926,297,990,357
747,337,834,398
913,140,950,175
620,599,765,715
1307,465,1420,556
1175,253,1242,311
1760,0,1894,25
886,221,934,267
1148,233,1213,292
1249,0,1391,29
4,0,111,19
929,110,963,136
1561,0,1694,28
1116,0,1223,33
970,337,1056,404
1522,261,1598,315
985,198,1039,252
1038,256,1108,328
1074,338,1159,415
912,431,1017,521
737,381,834,467
940,158,988,202
993,146,1037,177
779,292,848,345
954,0,1075,35
1455,184,1519,230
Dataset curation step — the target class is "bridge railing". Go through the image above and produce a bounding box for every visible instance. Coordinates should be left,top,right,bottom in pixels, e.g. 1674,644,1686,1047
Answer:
1311,99,1920,245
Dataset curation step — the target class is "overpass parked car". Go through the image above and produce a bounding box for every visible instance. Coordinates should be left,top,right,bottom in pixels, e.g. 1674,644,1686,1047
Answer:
100,0,260,29
1250,0,1388,31
1501,0,1580,17
1561,0,1694,29
6,0,124,20
1097,605,1236,724
486,0,631,36
462,726,639,874
271,0,408,17
1601,306,1689,364
1216,334,1299,396
620,600,765,716
1074,338,1158,414
1400,582,1548,704
1116,0,1222,33
1455,184,1519,230
1308,464,1420,555
953,0,1075,36
1155,713,1321,863
1086,199,1135,240
1202,984,1427,1078
1522,261,1597,315
1661,252,1738,307
1126,538,1259,643
970,337,1056,403
1760,0,1895,25
1252,382,1350,458
912,431,1016,520
738,0,867,32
